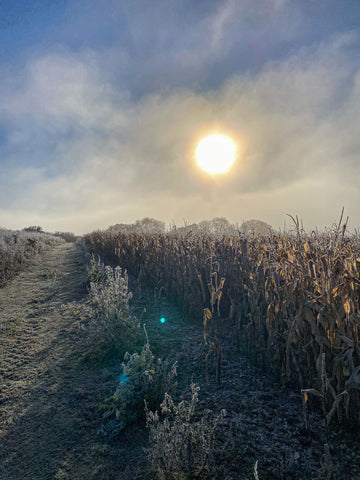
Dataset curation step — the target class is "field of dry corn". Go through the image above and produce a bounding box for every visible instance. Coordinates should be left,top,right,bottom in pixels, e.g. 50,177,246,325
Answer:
84,226,360,430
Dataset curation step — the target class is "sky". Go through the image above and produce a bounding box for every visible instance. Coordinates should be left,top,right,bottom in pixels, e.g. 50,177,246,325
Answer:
1,0,360,234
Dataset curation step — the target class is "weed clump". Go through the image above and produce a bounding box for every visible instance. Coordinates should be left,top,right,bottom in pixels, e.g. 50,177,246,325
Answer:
145,383,226,480
103,337,177,430
88,259,139,351
0,227,62,287
86,255,107,286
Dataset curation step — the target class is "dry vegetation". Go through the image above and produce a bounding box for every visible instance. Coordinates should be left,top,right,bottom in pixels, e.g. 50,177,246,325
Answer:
0,227,63,287
84,217,360,431
2,218,360,479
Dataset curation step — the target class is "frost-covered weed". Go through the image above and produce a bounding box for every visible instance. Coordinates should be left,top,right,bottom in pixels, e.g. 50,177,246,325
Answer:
0,228,62,287
103,339,177,430
86,256,107,286
89,260,139,346
145,383,226,480
90,264,133,324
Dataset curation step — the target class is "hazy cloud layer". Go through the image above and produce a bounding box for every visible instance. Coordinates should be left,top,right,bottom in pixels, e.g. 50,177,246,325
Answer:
1,1,360,233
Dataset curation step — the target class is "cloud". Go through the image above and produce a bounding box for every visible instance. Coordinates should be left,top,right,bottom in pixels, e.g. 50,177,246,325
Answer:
59,0,302,97
1,33,360,233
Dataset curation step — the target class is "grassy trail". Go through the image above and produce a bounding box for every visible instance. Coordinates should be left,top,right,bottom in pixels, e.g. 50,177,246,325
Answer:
0,243,138,480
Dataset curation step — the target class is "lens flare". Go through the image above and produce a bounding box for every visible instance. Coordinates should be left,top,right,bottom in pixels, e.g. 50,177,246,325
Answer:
118,374,129,383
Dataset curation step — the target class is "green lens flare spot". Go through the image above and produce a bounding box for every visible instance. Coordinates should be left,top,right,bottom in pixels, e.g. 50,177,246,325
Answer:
160,317,166,324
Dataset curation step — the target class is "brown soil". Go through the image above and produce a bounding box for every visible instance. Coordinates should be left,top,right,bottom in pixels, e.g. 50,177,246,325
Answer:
0,243,359,479
135,297,360,480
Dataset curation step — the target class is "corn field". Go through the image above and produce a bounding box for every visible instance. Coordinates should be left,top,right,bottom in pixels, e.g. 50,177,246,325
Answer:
84,225,360,428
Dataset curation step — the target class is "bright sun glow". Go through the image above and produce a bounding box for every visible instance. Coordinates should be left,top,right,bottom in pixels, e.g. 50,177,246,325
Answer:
196,134,236,174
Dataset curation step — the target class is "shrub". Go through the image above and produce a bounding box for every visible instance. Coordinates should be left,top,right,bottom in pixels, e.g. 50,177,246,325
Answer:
24,225,43,232
54,231,77,242
103,337,177,430
145,383,226,480
89,261,139,348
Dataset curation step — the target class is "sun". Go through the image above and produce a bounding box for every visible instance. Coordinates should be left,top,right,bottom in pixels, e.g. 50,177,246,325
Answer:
196,134,236,174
